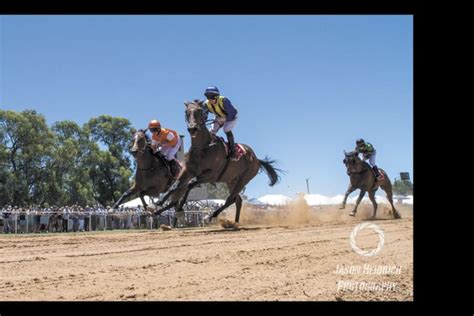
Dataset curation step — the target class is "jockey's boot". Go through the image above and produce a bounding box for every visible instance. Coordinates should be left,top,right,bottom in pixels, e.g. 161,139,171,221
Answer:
225,131,235,158
170,159,180,178
153,151,164,161
372,166,383,180
164,159,173,178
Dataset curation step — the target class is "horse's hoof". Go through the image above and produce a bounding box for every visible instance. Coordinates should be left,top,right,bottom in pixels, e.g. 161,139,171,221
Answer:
349,212,356,217
160,224,172,231
339,206,345,210
203,215,213,224
394,213,402,219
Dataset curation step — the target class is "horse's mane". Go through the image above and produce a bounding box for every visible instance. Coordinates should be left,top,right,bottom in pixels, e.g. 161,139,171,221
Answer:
344,151,371,171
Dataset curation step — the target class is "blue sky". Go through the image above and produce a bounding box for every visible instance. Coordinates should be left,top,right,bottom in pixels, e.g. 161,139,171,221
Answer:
0,15,413,199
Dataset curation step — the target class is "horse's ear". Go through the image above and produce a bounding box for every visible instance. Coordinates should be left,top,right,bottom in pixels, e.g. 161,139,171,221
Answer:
184,101,189,108
131,128,137,135
197,99,205,107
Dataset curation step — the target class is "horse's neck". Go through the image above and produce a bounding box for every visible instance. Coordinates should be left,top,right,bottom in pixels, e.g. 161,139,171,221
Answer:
360,160,371,171
136,148,155,169
191,129,212,148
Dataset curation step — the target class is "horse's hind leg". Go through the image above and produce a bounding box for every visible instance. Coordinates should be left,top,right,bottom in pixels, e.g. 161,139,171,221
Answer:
234,195,243,223
381,183,401,219
208,178,245,221
350,190,366,216
368,190,378,220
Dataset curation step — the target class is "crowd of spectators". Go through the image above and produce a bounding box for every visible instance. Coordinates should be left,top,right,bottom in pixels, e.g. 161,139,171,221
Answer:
0,204,208,234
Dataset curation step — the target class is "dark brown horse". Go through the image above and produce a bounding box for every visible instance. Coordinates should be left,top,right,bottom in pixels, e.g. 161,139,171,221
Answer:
340,150,401,219
111,130,177,210
155,100,281,226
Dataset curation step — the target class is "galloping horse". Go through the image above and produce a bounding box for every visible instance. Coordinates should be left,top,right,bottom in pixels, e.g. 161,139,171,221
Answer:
340,150,401,219
155,100,281,226
111,130,178,210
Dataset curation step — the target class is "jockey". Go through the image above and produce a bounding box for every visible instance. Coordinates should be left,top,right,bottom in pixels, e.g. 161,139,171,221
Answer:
148,120,182,177
355,138,383,180
203,86,238,158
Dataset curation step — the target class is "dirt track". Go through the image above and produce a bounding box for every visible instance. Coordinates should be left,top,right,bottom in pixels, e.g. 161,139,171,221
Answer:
0,204,413,301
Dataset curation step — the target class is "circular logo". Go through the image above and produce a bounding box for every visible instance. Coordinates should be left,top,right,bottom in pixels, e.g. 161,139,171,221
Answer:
350,223,385,257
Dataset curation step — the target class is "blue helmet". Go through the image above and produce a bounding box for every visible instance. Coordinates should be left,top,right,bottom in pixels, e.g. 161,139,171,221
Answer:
204,86,220,98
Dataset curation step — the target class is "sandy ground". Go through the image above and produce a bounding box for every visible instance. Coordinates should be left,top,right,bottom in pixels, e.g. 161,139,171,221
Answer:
0,202,413,301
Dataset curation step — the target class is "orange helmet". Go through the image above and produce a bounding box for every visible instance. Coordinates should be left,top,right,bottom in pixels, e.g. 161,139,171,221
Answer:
148,120,161,129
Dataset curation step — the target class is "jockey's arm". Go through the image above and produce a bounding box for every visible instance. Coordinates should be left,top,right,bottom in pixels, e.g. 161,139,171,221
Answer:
151,140,160,153
223,98,237,121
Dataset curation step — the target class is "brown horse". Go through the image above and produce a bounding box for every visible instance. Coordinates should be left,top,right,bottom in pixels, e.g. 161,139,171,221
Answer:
111,130,177,210
155,100,281,226
340,150,401,219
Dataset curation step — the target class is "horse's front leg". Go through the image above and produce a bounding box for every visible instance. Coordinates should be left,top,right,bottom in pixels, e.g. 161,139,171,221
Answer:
340,185,356,209
173,180,202,227
157,176,200,216
157,170,194,206
350,189,366,216
139,191,150,210
112,184,137,209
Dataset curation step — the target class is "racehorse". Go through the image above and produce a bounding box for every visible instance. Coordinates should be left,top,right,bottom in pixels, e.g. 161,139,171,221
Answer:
111,130,179,210
340,150,401,219
155,100,281,226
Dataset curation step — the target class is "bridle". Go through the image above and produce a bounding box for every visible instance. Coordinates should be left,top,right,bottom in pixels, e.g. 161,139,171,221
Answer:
130,132,157,171
185,104,218,150
344,156,369,175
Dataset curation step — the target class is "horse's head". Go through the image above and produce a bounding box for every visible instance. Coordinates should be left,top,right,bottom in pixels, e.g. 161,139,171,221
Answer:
129,129,149,157
184,99,208,138
343,150,364,174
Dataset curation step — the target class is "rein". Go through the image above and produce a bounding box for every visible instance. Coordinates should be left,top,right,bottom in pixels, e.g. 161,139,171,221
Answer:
189,118,218,150
135,145,163,171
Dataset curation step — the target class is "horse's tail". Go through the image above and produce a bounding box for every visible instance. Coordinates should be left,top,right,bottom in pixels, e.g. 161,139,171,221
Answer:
258,157,282,187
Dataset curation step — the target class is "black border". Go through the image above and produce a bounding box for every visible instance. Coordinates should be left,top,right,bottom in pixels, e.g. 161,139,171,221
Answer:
1,1,425,313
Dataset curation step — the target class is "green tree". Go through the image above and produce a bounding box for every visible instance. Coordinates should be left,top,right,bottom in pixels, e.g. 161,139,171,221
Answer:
393,179,413,196
48,120,96,206
204,183,230,199
0,109,55,206
84,116,134,206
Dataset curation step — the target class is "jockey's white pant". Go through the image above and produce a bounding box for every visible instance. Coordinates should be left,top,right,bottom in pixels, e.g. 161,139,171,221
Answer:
211,115,238,134
366,151,377,167
159,136,182,161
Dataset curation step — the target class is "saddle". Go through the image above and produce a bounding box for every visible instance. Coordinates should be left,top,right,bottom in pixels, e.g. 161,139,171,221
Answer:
213,136,246,161
152,151,183,179
362,161,385,180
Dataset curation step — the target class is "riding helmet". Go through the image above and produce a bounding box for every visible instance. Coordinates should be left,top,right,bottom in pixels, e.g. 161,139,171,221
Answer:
204,86,220,98
148,120,161,129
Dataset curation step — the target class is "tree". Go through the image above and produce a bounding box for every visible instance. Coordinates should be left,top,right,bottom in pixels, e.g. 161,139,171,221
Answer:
84,116,134,206
0,109,55,206
0,111,136,207
392,179,413,196
204,183,230,199
48,120,96,206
